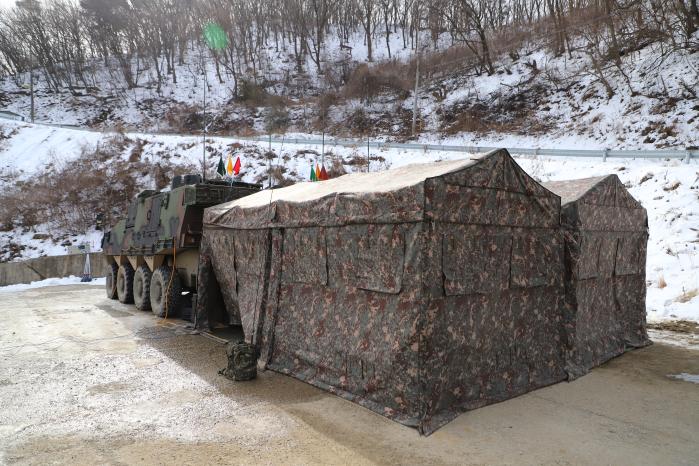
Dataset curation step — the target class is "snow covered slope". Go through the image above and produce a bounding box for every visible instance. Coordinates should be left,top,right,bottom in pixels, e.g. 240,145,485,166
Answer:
0,120,697,322
1,32,696,149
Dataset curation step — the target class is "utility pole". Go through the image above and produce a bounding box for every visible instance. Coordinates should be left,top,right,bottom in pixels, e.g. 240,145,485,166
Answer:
29,53,34,123
268,133,273,189
411,3,421,138
201,50,207,181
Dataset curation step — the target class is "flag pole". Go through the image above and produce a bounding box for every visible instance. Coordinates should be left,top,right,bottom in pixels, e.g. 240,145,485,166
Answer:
201,46,207,182
367,133,370,173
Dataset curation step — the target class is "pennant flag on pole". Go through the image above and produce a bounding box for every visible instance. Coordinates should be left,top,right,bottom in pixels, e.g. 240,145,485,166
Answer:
216,155,225,177
233,156,241,175
320,165,329,181
310,165,317,182
226,155,234,176
315,164,321,181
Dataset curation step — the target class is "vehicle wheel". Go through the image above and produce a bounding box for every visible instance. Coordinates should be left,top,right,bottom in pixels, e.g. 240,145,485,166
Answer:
133,265,152,311
116,263,135,304
150,265,181,318
106,262,119,300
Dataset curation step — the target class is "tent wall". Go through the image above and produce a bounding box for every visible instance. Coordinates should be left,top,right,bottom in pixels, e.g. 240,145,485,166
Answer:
264,222,427,425
418,152,566,433
554,176,650,379
200,220,429,426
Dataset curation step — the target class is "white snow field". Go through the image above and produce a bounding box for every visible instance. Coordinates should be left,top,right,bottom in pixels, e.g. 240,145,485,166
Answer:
671,373,699,384
0,120,698,322
0,276,105,293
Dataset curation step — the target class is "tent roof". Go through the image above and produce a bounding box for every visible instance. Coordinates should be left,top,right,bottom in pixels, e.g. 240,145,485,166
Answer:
203,149,558,229
543,175,646,232
542,175,611,205
218,157,482,210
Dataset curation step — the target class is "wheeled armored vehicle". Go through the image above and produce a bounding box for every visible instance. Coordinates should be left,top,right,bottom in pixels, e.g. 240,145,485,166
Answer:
102,174,259,317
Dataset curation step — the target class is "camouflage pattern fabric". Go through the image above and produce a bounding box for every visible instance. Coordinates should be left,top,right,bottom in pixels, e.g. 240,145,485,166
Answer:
544,175,651,379
197,150,648,435
219,341,258,381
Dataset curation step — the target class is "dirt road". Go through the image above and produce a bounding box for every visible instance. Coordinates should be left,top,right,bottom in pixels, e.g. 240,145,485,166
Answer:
1,285,698,465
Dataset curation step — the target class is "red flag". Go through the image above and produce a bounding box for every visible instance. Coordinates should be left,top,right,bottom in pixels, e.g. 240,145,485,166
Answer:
320,165,329,180
233,156,241,175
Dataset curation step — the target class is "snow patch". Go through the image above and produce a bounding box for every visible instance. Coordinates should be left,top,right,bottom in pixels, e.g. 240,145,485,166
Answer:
0,276,106,293
669,373,699,384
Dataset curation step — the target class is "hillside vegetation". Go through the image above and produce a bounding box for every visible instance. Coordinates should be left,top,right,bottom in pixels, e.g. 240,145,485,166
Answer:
0,0,697,147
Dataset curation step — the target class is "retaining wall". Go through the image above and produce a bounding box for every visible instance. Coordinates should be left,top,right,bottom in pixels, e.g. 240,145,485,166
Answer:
0,253,108,286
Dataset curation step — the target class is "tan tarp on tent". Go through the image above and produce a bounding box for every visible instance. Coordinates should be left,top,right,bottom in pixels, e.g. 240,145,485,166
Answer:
543,175,650,379
196,149,571,434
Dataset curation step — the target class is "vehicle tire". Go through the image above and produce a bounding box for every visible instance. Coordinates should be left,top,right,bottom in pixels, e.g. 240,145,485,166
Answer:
133,265,152,311
116,263,135,304
150,265,181,318
106,262,119,300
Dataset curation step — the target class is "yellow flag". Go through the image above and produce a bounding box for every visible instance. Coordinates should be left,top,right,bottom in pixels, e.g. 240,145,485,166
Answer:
315,164,321,180
226,156,234,176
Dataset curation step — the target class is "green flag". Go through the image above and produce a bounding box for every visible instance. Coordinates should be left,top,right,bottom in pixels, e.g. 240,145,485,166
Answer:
203,22,228,50
310,165,317,182
216,155,226,177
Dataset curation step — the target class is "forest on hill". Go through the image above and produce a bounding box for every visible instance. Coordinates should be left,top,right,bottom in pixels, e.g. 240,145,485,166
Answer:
0,0,699,140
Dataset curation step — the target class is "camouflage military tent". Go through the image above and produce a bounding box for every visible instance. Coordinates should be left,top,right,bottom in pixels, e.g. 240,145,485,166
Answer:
197,148,572,434
543,175,650,379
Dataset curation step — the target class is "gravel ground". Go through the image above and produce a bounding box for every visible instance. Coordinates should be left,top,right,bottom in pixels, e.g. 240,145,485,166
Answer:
1,285,698,465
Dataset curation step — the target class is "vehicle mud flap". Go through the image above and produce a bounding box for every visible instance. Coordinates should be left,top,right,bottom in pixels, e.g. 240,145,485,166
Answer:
219,341,258,381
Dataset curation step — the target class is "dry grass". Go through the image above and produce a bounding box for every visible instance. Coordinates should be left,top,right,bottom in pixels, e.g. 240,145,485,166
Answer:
663,181,681,192
327,155,347,178
343,61,413,102
657,274,667,289
676,289,698,303
0,139,196,235
438,80,554,137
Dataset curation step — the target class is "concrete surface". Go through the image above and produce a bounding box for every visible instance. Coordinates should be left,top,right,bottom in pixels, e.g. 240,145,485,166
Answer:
0,253,107,286
1,285,698,466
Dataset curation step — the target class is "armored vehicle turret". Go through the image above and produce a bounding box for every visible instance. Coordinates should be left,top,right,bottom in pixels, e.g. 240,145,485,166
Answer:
102,174,260,317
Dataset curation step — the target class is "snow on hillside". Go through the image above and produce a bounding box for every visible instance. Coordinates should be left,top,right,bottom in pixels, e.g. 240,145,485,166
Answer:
0,120,698,322
0,29,420,129
1,31,696,149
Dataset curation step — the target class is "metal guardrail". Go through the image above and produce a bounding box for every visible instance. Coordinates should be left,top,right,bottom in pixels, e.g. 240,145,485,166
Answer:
3,115,697,163
231,136,698,163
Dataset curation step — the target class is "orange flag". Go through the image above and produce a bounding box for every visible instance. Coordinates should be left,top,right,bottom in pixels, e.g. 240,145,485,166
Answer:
226,156,234,176
315,164,321,181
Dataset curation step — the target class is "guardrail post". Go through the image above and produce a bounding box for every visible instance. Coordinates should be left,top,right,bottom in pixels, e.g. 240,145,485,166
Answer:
603,149,608,162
